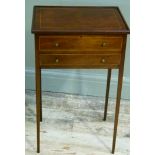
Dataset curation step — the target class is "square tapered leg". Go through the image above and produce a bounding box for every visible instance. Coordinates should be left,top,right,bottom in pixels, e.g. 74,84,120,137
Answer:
103,69,112,121
35,67,41,153
112,68,124,154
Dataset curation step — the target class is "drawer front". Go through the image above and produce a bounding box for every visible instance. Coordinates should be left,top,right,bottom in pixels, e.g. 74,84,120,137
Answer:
39,54,121,68
39,35,123,53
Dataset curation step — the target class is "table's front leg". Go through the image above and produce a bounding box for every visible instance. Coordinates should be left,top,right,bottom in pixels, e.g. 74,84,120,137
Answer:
112,67,124,154
35,66,41,153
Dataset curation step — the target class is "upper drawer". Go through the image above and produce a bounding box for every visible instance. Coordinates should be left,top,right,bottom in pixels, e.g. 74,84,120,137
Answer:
38,35,123,53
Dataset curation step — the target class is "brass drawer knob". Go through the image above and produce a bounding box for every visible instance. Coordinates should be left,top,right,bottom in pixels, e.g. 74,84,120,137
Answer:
102,42,107,47
55,58,59,63
101,58,105,63
55,43,59,47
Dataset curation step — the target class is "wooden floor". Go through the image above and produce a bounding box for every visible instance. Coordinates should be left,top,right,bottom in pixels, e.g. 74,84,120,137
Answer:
25,90,130,155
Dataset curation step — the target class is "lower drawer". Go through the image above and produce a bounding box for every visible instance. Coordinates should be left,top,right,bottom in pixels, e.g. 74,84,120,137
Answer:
39,54,121,68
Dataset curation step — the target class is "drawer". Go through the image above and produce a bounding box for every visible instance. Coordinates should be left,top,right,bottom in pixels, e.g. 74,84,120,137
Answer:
39,54,121,68
39,35,123,53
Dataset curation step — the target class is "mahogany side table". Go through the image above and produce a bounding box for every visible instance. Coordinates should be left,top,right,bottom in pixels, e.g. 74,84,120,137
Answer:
31,6,130,154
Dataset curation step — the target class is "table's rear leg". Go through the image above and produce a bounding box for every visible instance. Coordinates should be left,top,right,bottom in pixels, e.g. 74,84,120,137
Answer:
103,69,112,121
39,70,42,122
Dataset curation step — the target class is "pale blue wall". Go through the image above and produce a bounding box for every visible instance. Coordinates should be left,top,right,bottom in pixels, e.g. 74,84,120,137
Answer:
25,0,130,99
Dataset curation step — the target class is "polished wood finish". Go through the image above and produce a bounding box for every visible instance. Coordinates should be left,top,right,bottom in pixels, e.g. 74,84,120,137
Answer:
32,6,129,154
32,6,129,34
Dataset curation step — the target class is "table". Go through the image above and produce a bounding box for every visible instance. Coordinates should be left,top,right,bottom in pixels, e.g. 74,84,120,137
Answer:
31,6,130,154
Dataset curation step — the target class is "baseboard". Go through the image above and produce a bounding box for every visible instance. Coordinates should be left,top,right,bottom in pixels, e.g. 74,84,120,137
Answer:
25,67,130,99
